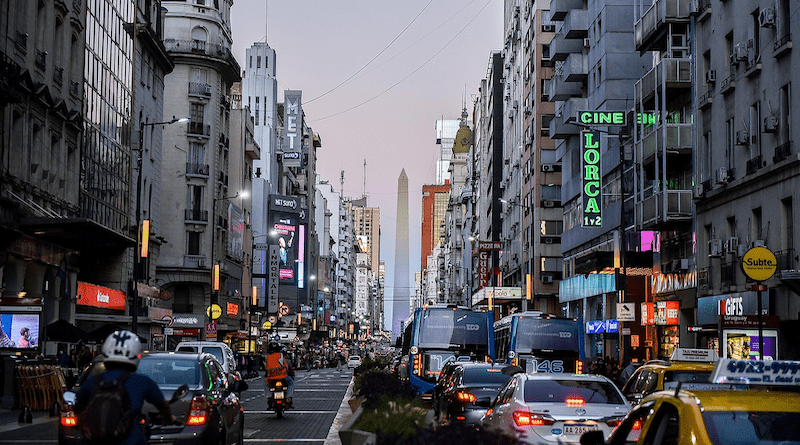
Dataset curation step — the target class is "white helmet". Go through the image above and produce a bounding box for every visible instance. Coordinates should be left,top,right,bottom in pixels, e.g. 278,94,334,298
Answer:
101,330,142,367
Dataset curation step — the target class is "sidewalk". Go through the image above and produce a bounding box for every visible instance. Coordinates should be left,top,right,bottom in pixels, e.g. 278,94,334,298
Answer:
0,405,58,434
323,375,355,445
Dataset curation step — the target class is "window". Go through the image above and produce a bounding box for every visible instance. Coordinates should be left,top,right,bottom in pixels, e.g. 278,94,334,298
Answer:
188,232,201,255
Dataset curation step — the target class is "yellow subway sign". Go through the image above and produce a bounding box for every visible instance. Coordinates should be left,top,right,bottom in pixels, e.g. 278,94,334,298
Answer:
578,110,626,126
741,246,777,282
582,131,602,227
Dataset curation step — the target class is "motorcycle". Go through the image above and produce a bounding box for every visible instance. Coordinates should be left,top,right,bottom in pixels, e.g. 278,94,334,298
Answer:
266,378,290,418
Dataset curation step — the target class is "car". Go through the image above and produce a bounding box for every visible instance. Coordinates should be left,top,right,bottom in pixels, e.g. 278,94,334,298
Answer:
347,355,362,369
621,348,718,404
59,352,247,445
480,372,631,444
174,340,237,376
580,358,800,445
432,361,515,427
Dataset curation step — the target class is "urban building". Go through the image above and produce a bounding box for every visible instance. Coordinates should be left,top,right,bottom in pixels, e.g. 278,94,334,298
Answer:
420,183,450,272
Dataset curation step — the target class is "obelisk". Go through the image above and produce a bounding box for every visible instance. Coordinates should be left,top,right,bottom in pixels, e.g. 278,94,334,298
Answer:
392,169,410,339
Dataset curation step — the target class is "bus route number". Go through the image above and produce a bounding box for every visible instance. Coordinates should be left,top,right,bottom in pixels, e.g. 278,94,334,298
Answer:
528,360,564,373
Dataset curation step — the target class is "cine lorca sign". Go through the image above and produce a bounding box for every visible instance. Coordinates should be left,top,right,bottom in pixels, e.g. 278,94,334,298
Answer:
582,131,602,227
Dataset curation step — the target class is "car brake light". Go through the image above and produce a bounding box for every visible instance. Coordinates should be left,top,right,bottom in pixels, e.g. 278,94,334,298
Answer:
455,391,477,403
60,411,77,427
187,394,209,426
632,419,642,430
513,411,554,427
565,397,585,407
606,418,624,427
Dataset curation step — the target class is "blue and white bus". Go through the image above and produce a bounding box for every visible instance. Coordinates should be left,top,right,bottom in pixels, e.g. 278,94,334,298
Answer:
400,305,495,395
494,311,584,373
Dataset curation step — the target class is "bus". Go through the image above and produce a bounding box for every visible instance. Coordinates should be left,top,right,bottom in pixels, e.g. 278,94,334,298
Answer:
494,311,584,374
400,305,495,395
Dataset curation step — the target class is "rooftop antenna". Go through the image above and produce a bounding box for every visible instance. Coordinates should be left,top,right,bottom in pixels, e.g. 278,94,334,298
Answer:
264,0,268,43
340,170,345,198
363,159,367,201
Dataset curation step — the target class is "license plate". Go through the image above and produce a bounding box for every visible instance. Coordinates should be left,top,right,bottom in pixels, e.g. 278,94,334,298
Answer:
564,425,598,435
274,391,284,400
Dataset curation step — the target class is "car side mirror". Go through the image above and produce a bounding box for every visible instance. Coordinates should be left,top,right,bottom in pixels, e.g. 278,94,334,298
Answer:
62,391,76,406
580,430,606,445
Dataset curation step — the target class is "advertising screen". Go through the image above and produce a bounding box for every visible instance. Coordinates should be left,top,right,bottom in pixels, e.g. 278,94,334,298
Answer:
272,218,297,282
723,329,778,360
0,313,40,350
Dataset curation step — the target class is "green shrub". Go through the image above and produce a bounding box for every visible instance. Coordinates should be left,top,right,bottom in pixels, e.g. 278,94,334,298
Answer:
354,398,428,440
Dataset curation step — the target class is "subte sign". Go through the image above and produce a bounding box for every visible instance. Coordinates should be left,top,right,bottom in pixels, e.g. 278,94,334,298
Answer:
581,131,602,227
741,246,777,282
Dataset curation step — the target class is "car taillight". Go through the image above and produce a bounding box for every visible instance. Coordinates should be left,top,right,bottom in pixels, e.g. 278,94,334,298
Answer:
187,394,209,426
632,419,642,430
606,418,624,427
565,397,585,407
513,411,554,427
455,391,477,403
60,410,77,427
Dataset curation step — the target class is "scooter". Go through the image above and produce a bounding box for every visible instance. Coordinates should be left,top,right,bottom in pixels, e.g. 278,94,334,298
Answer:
266,378,290,418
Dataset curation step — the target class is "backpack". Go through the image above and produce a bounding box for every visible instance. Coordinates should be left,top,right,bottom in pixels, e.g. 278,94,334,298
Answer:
79,372,136,444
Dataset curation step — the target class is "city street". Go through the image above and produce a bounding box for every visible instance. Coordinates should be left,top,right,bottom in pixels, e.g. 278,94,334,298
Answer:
0,367,354,445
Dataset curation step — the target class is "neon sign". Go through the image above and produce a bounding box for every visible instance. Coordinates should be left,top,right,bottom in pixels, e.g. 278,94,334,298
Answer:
581,131,602,227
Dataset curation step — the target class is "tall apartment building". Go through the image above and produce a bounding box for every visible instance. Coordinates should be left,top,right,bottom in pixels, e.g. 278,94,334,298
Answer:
157,0,243,342
420,183,450,271
549,0,651,361
693,0,800,361
435,119,460,185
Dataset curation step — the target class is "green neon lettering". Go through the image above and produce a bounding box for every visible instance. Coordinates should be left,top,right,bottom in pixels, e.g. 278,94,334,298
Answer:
584,148,600,163
584,164,599,180
583,133,599,148
585,182,600,197
585,198,600,213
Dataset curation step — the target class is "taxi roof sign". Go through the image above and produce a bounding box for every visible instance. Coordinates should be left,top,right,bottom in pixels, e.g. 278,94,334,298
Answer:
712,359,800,386
670,348,719,362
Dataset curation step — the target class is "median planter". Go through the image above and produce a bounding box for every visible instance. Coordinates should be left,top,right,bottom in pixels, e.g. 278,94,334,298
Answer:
338,406,376,445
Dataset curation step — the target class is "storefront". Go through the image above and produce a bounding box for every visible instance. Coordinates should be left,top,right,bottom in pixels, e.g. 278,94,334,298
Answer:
166,313,203,349
696,291,772,358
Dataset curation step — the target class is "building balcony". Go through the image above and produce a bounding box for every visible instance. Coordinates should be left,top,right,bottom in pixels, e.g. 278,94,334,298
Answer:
187,122,210,138
774,33,793,58
773,141,793,163
557,97,588,123
188,82,213,97
635,0,693,52
163,39,241,83
636,122,693,165
562,53,588,82
635,58,691,104
550,117,580,139
549,0,584,21
636,187,693,230
562,9,589,38
551,33,584,61
549,74,583,101
186,162,210,176
185,208,209,222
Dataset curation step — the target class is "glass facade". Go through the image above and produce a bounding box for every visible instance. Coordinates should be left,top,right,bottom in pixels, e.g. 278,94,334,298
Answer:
82,0,134,234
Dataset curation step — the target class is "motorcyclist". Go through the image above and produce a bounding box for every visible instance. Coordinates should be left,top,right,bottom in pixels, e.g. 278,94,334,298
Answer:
74,330,176,445
264,341,295,408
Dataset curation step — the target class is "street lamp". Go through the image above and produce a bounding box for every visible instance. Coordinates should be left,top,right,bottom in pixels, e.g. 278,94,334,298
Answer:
132,116,189,333
500,198,534,312
208,190,249,337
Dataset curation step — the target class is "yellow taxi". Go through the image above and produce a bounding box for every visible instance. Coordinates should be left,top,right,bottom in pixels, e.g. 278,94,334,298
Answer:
581,358,800,445
621,348,718,404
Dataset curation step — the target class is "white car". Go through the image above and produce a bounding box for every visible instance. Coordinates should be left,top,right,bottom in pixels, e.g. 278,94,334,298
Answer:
480,372,631,445
347,355,363,369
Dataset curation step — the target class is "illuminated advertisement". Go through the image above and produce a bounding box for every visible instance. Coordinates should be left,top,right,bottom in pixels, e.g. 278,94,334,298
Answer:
227,203,245,260
282,90,303,167
0,313,39,350
723,329,778,360
655,301,680,325
273,220,296,281
581,131,602,227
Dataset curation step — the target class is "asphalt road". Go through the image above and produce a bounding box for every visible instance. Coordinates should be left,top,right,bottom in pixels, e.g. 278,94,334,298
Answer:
0,367,354,445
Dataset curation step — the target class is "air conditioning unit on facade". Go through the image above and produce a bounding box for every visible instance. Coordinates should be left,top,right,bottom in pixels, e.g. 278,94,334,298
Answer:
705,70,716,83
764,115,779,133
737,244,749,257
694,183,705,198
735,43,749,61
542,164,555,172
709,239,723,257
542,24,555,32
204,85,213,95
197,258,206,267
725,237,739,253
542,200,555,208
759,7,775,27
541,275,554,284
752,239,766,248
736,130,750,145
584,38,591,48
716,167,729,184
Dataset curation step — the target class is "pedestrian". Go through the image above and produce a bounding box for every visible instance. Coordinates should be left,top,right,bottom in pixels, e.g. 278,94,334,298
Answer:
74,330,176,445
336,353,343,371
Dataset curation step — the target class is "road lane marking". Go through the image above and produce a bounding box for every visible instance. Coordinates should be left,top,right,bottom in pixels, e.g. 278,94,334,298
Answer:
244,410,338,414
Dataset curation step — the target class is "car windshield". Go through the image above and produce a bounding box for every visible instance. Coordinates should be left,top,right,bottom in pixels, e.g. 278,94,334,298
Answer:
523,379,625,404
703,411,800,445
349,356,360,361
139,357,200,385
463,367,513,385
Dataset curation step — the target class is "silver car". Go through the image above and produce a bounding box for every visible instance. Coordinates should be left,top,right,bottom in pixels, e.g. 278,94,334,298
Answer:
480,372,630,445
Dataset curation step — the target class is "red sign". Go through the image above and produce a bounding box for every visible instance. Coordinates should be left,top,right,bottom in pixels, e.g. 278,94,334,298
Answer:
478,251,490,289
205,321,217,335
226,302,239,316
171,328,200,336
656,301,680,325
640,303,655,326
76,281,126,311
